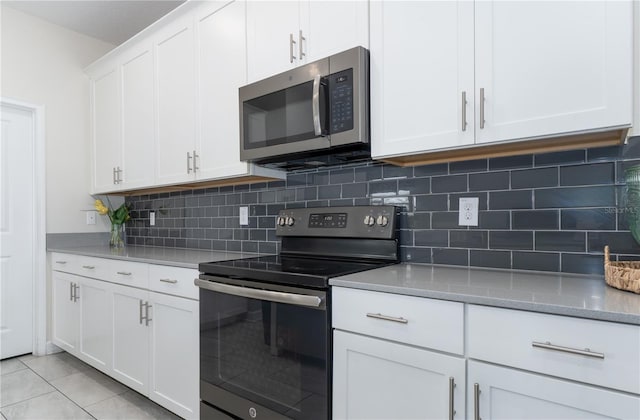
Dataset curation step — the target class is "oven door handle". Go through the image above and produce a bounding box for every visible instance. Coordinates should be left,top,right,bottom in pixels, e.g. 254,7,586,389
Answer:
194,279,323,308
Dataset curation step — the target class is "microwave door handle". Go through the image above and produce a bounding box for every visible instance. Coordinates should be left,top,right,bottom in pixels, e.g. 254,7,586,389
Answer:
312,74,323,136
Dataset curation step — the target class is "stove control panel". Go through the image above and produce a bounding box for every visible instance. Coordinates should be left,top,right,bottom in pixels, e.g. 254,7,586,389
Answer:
276,206,397,239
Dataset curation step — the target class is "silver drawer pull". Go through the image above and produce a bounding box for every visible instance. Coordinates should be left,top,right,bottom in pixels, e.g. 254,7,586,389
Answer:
532,341,605,359
55,261,67,264
160,278,178,284
366,313,408,324
82,265,95,270
116,271,132,276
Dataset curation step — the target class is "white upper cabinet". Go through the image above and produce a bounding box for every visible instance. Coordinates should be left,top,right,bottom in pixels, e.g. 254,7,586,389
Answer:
474,0,633,145
195,0,252,180
370,0,475,159
155,14,197,186
247,1,369,83
372,0,633,160
120,41,155,190
91,64,122,193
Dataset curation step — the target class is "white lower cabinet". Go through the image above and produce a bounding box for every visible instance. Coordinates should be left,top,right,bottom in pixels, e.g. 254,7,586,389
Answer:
51,271,79,353
148,291,199,419
51,254,199,419
111,283,150,395
77,276,112,371
333,330,465,420
468,360,640,420
332,286,640,419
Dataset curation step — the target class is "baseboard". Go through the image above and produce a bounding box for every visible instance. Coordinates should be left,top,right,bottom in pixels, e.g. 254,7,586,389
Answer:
45,342,63,355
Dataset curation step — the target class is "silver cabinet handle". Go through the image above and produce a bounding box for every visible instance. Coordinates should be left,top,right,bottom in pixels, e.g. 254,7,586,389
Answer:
160,278,178,284
474,383,480,420
479,88,485,129
289,33,296,63
194,279,323,308
116,166,123,184
112,167,117,184
145,303,152,326
187,152,193,174
461,91,467,131
139,300,145,325
69,282,74,301
73,284,79,302
366,313,408,324
193,150,199,172
532,341,605,359
82,265,95,270
116,271,132,276
449,377,455,420
312,74,322,136
298,30,305,60
55,261,67,264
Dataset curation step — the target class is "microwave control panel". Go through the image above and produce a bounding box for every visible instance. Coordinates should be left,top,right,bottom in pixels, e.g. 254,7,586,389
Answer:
329,68,354,134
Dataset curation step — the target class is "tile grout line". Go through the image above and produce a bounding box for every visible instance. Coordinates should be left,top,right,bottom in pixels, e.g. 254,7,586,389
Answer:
18,357,98,420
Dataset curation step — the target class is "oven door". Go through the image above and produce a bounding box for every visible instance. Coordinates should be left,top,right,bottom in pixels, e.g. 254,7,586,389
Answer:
195,276,329,420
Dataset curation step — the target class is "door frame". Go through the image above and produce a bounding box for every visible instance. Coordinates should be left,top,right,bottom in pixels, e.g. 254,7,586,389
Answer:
1,97,47,356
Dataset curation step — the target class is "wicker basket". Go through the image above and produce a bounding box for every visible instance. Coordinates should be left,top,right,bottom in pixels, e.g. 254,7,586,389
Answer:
604,246,640,294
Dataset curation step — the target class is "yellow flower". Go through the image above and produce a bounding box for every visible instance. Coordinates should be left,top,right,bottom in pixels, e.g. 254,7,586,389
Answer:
94,199,109,215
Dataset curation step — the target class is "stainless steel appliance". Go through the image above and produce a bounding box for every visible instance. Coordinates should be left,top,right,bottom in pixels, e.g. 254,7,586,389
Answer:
239,47,369,169
196,206,398,419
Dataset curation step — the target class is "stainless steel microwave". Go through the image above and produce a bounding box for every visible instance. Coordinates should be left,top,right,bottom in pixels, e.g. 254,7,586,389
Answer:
239,46,369,169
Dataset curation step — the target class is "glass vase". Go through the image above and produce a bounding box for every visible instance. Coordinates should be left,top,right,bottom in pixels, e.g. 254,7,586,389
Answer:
109,223,125,249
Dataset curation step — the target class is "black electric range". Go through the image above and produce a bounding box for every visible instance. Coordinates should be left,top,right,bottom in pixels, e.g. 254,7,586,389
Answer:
196,206,399,420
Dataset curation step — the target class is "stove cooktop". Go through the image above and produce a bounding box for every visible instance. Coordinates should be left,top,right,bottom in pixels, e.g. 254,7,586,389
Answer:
199,255,395,289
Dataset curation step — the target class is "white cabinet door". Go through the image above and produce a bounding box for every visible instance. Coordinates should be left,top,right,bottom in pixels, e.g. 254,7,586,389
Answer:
246,1,300,83
120,41,155,190
91,65,122,193
51,271,79,353
111,284,149,395
195,0,250,180
300,0,368,62
155,15,197,186
468,360,640,420
370,1,475,159
77,276,112,371
148,292,199,420
333,330,465,420
474,0,632,144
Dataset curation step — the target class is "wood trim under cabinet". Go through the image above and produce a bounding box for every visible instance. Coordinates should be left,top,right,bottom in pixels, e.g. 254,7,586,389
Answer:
380,128,629,167
106,175,283,196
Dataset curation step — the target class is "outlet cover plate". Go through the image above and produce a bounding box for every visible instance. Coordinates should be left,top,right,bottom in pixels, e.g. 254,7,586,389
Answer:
86,210,97,225
458,197,479,226
239,207,249,226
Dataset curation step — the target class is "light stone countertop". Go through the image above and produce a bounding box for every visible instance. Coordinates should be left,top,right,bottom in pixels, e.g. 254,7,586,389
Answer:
330,263,640,325
47,244,262,269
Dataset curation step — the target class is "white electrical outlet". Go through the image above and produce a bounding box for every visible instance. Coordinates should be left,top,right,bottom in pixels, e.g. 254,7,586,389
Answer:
239,207,249,226
150,211,156,226
458,197,479,226
86,210,97,225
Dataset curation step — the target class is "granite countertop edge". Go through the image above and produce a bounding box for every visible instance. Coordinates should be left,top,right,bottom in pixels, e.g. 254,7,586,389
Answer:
47,245,262,269
330,263,640,326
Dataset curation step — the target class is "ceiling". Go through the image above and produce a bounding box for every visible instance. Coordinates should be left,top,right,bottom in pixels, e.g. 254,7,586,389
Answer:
4,0,186,45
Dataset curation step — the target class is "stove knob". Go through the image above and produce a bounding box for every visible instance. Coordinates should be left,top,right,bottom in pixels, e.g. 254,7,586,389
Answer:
277,216,286,226
286,216,295,226
364,215,375,226
376,215,389,227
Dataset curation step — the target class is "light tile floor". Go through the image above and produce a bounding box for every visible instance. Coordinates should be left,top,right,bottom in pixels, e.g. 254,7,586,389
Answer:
0,352,181,420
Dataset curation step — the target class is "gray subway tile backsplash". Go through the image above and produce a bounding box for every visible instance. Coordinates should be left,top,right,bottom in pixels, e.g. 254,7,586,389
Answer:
126,138,640,276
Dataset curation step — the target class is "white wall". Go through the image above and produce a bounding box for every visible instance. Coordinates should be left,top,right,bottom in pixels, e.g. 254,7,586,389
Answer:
1,6,116,233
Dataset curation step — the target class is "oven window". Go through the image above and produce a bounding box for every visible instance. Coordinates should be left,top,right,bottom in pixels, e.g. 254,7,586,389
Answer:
243,80,318,149
200,289,328,419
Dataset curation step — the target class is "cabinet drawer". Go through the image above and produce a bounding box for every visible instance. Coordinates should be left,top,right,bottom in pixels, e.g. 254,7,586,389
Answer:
51,253,76,273
332,287,464,354
468,305,640,394
148,265,199,300
108,260,149,289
